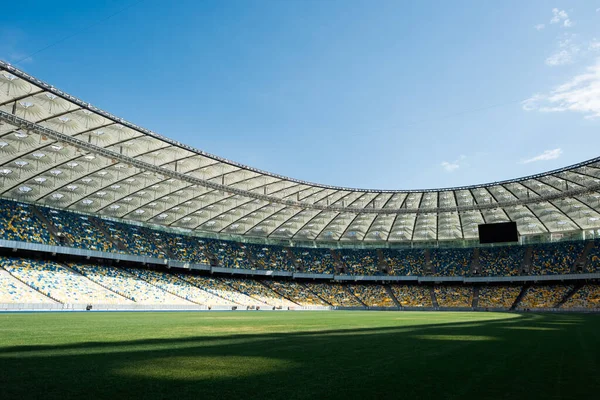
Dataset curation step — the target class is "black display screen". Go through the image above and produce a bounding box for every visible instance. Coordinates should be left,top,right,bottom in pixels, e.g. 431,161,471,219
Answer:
478,221,518,244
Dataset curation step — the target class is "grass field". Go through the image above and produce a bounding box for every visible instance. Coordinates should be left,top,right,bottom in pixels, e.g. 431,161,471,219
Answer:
0,311,598,400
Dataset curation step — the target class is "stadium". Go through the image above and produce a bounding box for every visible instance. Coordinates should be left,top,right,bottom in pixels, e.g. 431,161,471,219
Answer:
1,4,600,398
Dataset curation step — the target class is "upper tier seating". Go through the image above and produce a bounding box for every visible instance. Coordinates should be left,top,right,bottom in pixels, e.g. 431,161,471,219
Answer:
341,250,379,275
384,249,425,276
70,263,190,304
96,220,166,258
2,258,131,304
562,285,600,309
204,239,249,269
289,248,337,274
434,286,473,308
478,246,523,276
530,241,585,275
431,248,472,276
243,243,296,272
518,284,573,309
164,233,210,264
390,285,432,307
0,200,54,244
40,207,113,252
477,286,521,308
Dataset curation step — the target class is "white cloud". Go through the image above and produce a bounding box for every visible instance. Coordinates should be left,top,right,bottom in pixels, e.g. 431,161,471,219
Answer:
545,36,580,66
535,24,545,31
440,155,467,172
590,39,600,51
521,149,563,164
546,49,575,65
550,8,569,24
441,161,460,172
523,58,600,119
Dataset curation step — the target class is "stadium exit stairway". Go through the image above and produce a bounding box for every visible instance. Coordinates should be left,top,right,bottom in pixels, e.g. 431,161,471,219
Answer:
384,285,402,307
556,284,583,308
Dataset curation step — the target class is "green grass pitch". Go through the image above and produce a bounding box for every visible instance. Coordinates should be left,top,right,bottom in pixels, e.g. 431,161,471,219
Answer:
0,311,598,400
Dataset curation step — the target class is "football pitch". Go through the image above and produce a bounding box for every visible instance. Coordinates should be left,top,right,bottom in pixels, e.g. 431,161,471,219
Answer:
0,311,598,400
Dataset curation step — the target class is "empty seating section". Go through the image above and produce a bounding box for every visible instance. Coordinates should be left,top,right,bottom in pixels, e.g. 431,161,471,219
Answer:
0,269,55,303
98,220,166,258
390,285,432,307
0,200,54,244
40,208,112,252
479,246,522,276
245,243,295,271
70,263,188,304
165,233,209,264
518,285,573,309
222,278,296,307
530,241,584,275
384,249,425,276
431,248,471,276
265,281,327,306
204,239,248,269
307,283,362,307
563,285,600,309
2,258,131,304
587,242,600,273
347,284,395,307
179,275,258,305
434,286,472,308
290,248,336,274
342,250,379,275
126,268,229,305
478,286,521,308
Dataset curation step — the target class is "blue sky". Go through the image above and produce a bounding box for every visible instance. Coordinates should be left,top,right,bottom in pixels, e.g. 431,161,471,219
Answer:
1,1,600,190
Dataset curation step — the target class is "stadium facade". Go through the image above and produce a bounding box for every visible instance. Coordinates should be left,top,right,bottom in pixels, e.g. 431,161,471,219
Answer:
0,60,599,312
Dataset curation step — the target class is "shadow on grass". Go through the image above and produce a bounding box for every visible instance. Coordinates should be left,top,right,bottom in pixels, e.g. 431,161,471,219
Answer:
1,312,598,400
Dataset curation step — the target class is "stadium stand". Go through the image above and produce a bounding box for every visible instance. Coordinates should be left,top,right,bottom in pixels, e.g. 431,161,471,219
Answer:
434,286,473,308
518,284,573,309
562,284,600,309
178,274,261,306
265,280,328,306
222,278,297,308
0,200,54,244
430,248,472,276
530,241,585,275
1,257,132,304
290,247,337,274
478,246,523,276
70,263,190,304
96,219,166,258
390,285,432,307
346,284,395,307
164,233,210,264
341,250,379,275
0,268,55,304
307,283,363,307
384,249,425,276
39,207,113,252
477,286,521,308
126,268,233,305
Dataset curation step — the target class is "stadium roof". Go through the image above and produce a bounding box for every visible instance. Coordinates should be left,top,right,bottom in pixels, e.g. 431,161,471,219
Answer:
2,60,600,243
